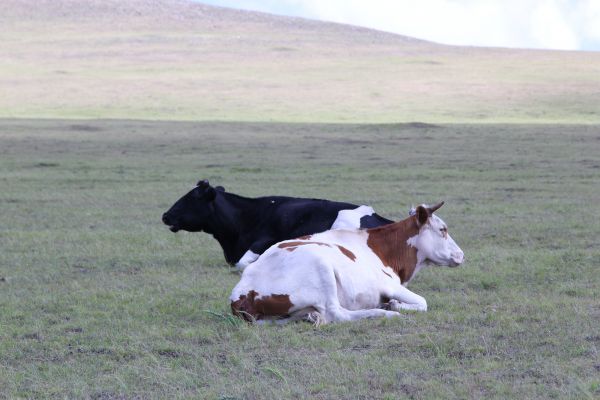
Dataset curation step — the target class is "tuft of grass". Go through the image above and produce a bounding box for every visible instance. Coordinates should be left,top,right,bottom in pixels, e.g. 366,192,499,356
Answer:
203,310,246,328
263,366,288,384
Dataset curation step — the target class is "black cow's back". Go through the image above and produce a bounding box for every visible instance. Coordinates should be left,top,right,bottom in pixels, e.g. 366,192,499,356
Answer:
359,213,394,228
254,196,356,236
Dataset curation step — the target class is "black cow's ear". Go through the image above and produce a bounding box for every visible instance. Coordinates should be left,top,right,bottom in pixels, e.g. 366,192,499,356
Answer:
215,186,225,192
415,205,429,226
205,186,217,201
197,179,209,188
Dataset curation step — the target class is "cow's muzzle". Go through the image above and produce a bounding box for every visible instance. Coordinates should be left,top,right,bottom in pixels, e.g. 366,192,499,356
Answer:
162,213,180,233
449,251,464,267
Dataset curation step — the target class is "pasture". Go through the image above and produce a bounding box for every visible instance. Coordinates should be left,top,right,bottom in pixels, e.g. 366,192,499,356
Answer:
1,119,599,399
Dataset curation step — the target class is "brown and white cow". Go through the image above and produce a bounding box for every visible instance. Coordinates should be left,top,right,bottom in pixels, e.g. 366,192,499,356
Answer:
230,202,464,324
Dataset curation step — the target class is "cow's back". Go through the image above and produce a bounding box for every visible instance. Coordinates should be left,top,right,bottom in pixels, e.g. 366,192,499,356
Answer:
256,197,358,238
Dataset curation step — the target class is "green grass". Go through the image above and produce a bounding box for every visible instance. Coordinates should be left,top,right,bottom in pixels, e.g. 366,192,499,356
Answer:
1,119,599,399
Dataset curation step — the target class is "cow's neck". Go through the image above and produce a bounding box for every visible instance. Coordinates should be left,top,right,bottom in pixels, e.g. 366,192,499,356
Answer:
208,192,258,264
366,215,421,284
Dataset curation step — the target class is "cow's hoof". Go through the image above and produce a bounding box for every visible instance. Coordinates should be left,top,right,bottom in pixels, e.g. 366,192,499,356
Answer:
304,311,324,327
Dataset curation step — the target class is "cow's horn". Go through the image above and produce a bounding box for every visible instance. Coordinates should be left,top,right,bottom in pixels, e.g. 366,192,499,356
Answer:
428,201,444,214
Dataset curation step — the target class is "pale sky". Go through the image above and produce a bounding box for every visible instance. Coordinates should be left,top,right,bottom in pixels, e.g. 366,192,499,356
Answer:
196,0,600,51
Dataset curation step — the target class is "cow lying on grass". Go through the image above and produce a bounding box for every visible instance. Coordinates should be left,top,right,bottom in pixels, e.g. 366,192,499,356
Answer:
162,180,393,269
230,202,464,324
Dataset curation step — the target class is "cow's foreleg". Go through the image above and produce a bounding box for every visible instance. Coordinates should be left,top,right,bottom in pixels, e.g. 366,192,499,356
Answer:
235,238,278,271
386,286,428,311
327,307,401,322
234,250,260,271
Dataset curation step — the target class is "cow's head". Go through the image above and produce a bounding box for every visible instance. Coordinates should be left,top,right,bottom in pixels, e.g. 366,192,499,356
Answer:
162,179,224,233
409,202,464,267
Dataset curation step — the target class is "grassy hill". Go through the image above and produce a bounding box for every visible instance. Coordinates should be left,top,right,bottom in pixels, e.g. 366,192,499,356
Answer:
1,0,599,123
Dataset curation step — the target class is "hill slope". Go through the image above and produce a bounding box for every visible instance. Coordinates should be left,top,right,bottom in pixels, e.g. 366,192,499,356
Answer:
1,0,599,123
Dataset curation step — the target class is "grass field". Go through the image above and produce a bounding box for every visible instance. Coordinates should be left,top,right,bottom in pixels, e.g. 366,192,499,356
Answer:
1,119,599,399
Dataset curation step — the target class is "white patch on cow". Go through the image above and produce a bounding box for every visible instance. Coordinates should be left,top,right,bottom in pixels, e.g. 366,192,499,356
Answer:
331,205,374,230
406,234,426,284
235,250,260,271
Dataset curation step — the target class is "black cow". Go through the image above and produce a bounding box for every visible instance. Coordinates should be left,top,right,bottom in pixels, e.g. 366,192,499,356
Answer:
162,180,393,269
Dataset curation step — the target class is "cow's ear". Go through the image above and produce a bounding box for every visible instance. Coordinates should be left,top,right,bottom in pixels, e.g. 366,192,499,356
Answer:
215,186,225,192
205,186,217,201
197,179,209,188
415,205,429,226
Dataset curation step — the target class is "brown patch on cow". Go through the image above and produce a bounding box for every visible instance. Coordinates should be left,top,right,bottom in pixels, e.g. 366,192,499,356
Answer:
231,290,259,322
231,290,294,322
366,215,420,283
337,245,356,261
381,269,393,278
278,241,332,252
297,235,312,240
278,241,303,252
255,294,293,316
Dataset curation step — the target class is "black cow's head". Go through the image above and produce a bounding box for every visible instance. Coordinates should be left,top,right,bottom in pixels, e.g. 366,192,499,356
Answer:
162,179,224,233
